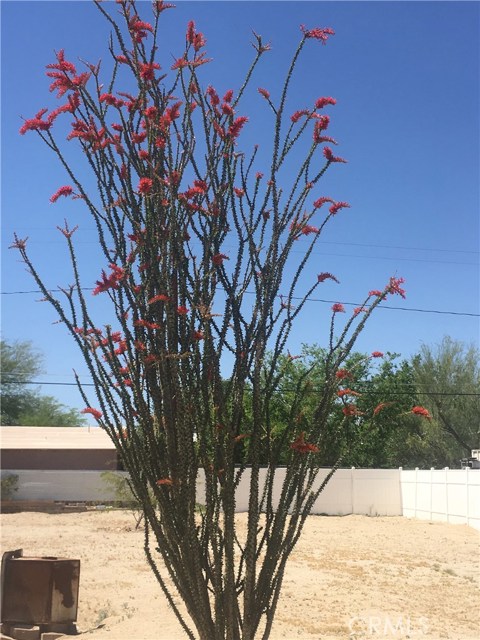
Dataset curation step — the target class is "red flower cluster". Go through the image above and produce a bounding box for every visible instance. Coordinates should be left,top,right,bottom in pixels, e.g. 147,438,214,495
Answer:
323,146,347,163
290,432,319,454
332,303,345,313
301,25,335,44
19,108,52,135
373,402,392,416
157,478,174,486
139,62,161,81
291,109,310,123
128,16,153,43
342,404,364,417
337,388,360,398
50,185,73,203
186,20,206,52
81,407,102,420
46,49,90,98
148,294,170,305
313,115,330,142
93,264,126,295
371,351,384,358
411,406,432,419
138,177,153,195
387,277,406,299
317,272,339,284
329,201,350,215
315,96,337,109
212,253,229,265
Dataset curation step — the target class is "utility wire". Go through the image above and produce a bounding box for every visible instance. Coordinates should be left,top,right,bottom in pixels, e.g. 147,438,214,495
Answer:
1,287,478,317
2,380,479,397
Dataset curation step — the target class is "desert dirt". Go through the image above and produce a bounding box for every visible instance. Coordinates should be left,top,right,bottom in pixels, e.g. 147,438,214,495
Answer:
1,510,479,640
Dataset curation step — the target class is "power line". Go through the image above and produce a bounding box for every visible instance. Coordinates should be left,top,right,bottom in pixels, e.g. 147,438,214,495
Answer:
1,287,478,317
2,380,479,397
4,229,478,255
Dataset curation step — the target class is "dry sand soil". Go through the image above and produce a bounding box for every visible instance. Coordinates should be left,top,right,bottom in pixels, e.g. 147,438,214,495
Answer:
1,511,479,640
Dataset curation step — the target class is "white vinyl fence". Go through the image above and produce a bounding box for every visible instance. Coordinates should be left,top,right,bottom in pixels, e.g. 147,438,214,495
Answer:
400,467,480,530
2,467,479,530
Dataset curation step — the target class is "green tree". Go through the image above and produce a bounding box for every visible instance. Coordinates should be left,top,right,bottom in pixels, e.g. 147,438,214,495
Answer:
1,339,42,424
0,339,86,426
413,336,480,466
261,345,424,468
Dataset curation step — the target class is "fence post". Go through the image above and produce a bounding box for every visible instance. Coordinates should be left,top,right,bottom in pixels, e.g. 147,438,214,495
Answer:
398,467,403,515
430,468,435,520
444,467,449,523
414,467,418,518
351,467,356,514
465,467,470,526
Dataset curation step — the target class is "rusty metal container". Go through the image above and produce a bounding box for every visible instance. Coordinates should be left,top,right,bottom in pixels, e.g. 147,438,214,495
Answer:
1,550,80,625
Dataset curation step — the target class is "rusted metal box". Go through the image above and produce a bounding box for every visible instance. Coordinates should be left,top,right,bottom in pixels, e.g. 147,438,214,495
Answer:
1,549,80,625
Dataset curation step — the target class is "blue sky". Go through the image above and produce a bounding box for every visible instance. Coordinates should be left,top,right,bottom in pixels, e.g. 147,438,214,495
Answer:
1,1,479,412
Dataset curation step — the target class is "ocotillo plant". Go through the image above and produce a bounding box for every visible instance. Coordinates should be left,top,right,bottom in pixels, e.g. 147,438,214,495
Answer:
12,2,415,638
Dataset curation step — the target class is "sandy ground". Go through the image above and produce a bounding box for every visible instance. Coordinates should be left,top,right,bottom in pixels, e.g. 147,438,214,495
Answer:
1,510,479,640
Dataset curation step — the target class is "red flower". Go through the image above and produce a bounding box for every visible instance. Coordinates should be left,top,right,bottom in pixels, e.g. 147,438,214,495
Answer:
93,264,125,295
411,406,432,419
291,109,310,123
315,96,337,109
323,146,347,163
387,276,406,299
336,369,352,380
258,87,270,99
81,407,102,420
132,132,147,144
228,116,249,140
369,290,383,297
148,294,170,304
206,85,220,107
50,185,73,203
313,116,330,142
156,478,174,486
371,351,384,358
337,388,360,398
139,62,161,81
317,272,339,284
138,177,153,195
233,187,244,197
192,330,205,341
290,432,319,454
353,307,367,315
374,402,393,416
99,93,124,108
186,20,206,51
129,16,153,42
342,404,364,417
332,303,345,313
313,196,334,209
301,25,335,44
177,305,189,315
222,103,234,116
223,89,234,103
301,225,318,236
329,201,350,215
154,2,175,14
212,253,229,265
19,108,52,135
